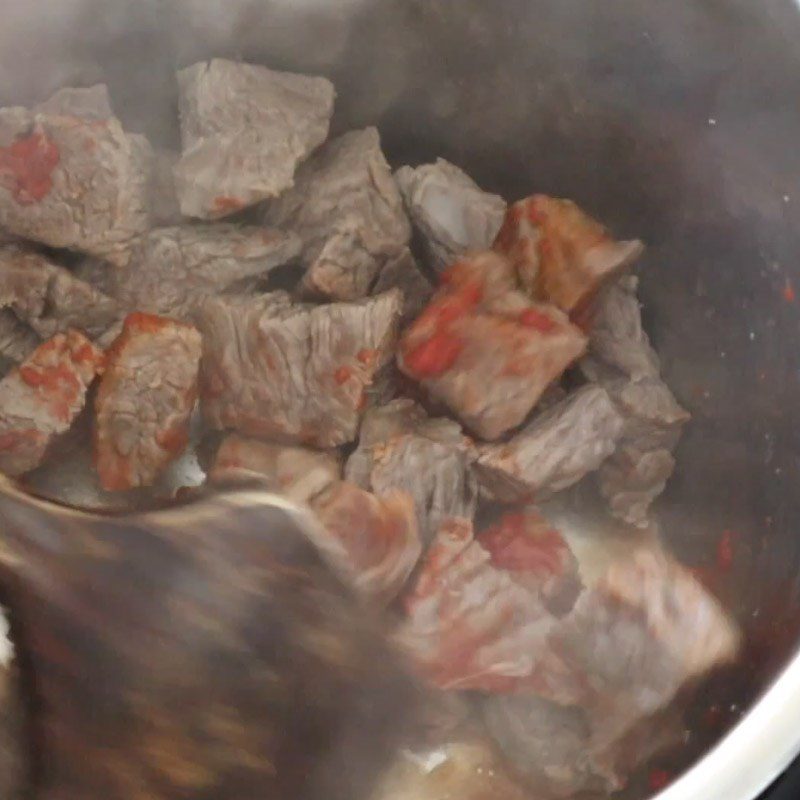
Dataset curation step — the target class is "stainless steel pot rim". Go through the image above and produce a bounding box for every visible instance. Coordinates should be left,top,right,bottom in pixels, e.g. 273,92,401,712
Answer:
657,644,800,800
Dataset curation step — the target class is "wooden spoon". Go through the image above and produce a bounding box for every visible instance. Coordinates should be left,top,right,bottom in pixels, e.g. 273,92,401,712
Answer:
0,477,419,799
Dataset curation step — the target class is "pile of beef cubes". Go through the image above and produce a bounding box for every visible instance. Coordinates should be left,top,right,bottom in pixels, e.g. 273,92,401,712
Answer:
0,60,736,799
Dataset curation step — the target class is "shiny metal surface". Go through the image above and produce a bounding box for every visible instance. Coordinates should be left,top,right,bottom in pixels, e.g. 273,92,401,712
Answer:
3,0,800,797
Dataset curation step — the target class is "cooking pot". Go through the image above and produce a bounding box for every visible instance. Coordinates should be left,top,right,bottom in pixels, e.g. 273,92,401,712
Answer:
2,1,800,798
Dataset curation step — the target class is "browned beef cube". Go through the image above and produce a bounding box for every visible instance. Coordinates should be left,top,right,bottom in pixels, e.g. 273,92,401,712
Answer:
175,59,335,219
598,376,690,526
479,550,736,797
372,248,433,327
581,275,661,379
482,693,685,798
310,481,422,604
0,330,104,476
0,246,120,340
264,128,411,300
94,313,201,491
0,86,152,264
399,513,583,696
345,399,477,545
210,433,342,505
111,225,302,319
397,252,587,440
196,289,402,447
395,158,507,273
476,384,624,502
0,309,39,365
493,195,643,315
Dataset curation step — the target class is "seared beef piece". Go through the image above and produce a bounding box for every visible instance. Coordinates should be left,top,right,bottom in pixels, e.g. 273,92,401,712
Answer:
196,289,402,448
175,59,335,220
482,549,737,797
345,399,477,546
0,246,119,340
0,85,152,264
598,376,690,526
395,158,507,274
0,330,104,476
484,548,737,791
210,433,342,505
111,225,302,319
476,384,624,502
0,309,40,364
399,515,583,696
397,252,587,440
372,248,433,327
94,313,201,491
482,694,684,799
35,83,114,120
310,481,422,604
493,195,643,314
264,128,411,301
582,275,661,379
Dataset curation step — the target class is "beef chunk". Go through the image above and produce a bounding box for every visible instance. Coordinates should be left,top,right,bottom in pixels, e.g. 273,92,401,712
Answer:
196,289,402,447
397,252,587,440
35,83,114,120
210,433,342,505
476,384,625,502
480,551,736,797
345,399,477,545
310,481,422,604
0,330,104,476
0,246,120,340
111,225,302,319
399,514,583,696
582,275,661,379
598,376,690,526
264,128,411,300
94,313,201,491
175,59,335,219
493,195,643,314
0,85,152,264
0,309,39,365
395,158,507,274
482,693,684,798
372,248,434,326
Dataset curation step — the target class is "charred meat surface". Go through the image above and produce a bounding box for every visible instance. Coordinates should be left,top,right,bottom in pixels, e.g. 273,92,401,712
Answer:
210,432,342,504
0,330,104,476
112,225,302,319
264,128,411,301
346,398,478,545
0,85,152,264
94,313,202,491
196,289,402,447
310,480,422,604
0,245,120,340
395,158,507,274
476,384,625,502
398,252,587,440
493,195,643,314
175,59,335,219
